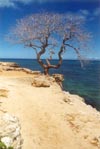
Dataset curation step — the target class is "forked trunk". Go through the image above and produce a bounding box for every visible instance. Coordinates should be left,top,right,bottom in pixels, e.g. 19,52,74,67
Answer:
44,67,49,75
37,44,63,75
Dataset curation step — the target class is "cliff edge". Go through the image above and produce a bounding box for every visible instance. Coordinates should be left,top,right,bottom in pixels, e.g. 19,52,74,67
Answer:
0,62,100,149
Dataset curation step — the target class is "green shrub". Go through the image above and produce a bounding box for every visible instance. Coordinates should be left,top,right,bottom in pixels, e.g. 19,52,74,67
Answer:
0,141,13,149
8,147,13,149
0,141,6,149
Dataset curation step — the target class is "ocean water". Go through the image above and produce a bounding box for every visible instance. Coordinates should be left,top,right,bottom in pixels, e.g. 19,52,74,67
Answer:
0,58,100,111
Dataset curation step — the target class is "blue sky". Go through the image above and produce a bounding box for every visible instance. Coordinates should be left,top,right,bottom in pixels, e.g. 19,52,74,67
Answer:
0,0,100,59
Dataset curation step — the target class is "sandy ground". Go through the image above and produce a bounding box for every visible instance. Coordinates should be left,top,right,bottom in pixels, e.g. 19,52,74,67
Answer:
0,70,100,149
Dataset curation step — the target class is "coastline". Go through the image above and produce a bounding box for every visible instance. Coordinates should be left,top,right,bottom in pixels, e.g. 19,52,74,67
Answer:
0,58,100,111
0,62,100,149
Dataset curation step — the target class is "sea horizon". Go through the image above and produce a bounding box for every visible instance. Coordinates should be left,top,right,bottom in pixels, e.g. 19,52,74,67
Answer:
0,58,100,61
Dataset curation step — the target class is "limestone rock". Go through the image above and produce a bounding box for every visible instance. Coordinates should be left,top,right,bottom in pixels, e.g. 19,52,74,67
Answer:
0,113,22,149
21,68,41,75
0,62,41,75
0,89,8,98
32,76,50,87
0,62,19,68
52,74,64,82
32,75,55,87
0,62,20,71
52,74,64,88
90,137,100,147
0,62,19,67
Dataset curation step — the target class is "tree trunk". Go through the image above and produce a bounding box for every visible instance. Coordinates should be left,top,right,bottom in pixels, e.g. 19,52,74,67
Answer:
44,67,49,75
36,43,64,75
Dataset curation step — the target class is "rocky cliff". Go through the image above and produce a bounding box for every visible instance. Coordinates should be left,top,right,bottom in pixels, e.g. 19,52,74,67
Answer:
0,62,100,149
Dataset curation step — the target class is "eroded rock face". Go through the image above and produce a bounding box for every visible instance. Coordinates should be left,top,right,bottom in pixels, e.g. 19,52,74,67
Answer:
0,62,19,71
32,75,55,87
0,89,8,98
0,62,41,75
0,62,19,68
52,74,64,82
0,113,22,149
21,68,41,75
52,74,64,88
32,74,64,88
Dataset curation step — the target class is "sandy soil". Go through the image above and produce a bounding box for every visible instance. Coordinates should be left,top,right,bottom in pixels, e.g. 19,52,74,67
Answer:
0,70,100,149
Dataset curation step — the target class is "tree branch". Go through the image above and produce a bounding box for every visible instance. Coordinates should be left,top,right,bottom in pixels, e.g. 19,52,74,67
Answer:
25,42,41,49
44,38,67,69
37,35,50,69
44,44,64,69
65,43,83,67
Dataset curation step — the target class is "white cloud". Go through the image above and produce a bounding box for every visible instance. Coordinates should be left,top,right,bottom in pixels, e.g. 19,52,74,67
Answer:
93,8,100,16
0,0,34,8
79,10,90,16
78,8,100,22
0,0,15,7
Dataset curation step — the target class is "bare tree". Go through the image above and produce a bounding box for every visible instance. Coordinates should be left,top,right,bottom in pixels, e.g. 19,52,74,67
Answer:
8,12,91,75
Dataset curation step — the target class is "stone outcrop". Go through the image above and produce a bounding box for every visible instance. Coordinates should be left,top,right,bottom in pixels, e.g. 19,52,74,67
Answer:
52,74,64,88
20,68,41,75
32,75,55,87
0,62,19,71
0,62,19,68
0,62,41,75
52,74,64,82
0,113,22,149
32,74,64,88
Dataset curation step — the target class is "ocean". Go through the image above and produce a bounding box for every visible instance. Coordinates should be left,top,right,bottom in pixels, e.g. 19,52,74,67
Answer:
0,58,100,111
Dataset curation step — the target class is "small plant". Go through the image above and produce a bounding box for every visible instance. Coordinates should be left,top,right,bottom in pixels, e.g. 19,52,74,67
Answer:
8,147,13,149
0,140,6,149
0,140,13,149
